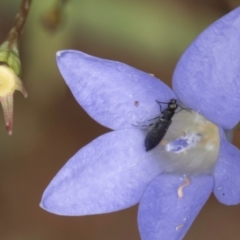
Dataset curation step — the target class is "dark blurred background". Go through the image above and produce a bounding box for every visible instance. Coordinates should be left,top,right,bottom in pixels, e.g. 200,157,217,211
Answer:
0,0,240,239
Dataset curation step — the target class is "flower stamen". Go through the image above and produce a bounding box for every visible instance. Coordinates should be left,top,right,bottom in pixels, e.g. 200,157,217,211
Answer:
177,177,190,198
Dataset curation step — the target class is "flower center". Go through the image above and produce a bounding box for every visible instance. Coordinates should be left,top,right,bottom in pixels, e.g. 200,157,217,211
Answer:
149,110,220,175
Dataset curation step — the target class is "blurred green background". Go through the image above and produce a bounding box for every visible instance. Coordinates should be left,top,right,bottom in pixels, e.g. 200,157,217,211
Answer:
0,0,240,239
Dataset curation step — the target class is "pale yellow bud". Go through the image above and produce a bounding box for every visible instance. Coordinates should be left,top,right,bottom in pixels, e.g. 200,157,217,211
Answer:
0,65,21,97
0,64,27,134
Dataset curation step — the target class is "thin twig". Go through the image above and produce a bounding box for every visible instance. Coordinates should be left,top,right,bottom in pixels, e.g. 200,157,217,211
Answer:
6,0,32,49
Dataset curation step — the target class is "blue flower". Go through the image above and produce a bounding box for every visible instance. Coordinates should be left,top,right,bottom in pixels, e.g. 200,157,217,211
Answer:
40,8,240,240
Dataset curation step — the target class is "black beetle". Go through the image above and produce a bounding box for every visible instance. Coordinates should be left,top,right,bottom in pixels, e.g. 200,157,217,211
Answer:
144,99,178,151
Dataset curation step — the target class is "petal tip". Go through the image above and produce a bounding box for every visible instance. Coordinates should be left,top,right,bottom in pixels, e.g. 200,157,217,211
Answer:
39,192,61,215
39,200,46,211
56,49,82,59
3,111,13,135
56,50,66,58
6,122,12,135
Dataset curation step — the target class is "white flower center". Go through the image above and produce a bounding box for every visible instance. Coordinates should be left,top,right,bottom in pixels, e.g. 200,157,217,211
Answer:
147,110,220,175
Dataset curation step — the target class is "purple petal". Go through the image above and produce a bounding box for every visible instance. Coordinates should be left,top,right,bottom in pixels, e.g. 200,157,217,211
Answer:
57,50,175,130
224,129,234,143
138,174,213,240
173,7,240,129
40,129,162,215
213,139,240,205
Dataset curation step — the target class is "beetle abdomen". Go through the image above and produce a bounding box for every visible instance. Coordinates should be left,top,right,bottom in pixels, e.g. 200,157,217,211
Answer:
144,120,171,151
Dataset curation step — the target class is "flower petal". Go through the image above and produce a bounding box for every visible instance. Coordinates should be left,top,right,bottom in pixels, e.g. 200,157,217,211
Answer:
224,129,234,143
173,7,240,129
213,139,240,205
57,50,175,130
40,129,162,215
138,174,213,240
